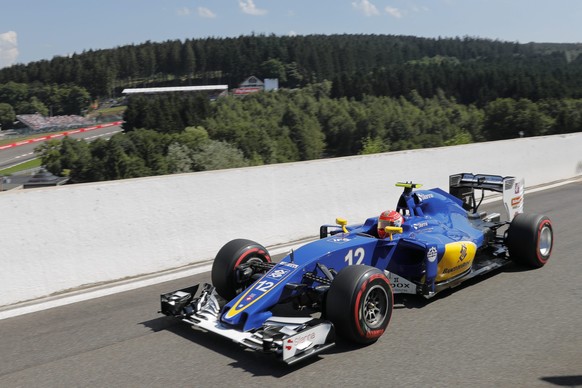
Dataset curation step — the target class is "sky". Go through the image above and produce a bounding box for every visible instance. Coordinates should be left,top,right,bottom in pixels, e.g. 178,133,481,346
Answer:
1,0,582,69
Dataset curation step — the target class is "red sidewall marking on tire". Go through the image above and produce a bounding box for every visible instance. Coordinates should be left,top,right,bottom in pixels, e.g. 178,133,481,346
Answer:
353,273,392,339
233,248,271,269
536,220,552,264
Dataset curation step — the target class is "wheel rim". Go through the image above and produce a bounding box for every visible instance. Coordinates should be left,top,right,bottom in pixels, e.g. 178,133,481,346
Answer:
363,285,389,328
539,225,552,257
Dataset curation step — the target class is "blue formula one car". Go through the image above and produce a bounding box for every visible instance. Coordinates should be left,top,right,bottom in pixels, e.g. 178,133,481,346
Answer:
160,173,553,364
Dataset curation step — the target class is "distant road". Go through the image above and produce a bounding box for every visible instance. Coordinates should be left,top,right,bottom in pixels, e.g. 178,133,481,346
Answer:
0,125,123,169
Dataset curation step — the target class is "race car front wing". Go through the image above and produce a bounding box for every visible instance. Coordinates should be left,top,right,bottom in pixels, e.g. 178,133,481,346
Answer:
160,284,335,365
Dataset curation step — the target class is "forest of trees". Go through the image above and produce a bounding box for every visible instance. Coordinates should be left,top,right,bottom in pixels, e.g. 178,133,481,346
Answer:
35,87,582,183
0,34,580,183
2,34,582,103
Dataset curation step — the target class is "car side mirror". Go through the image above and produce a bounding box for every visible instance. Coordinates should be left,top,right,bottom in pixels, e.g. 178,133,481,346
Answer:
336,218,348,233
384,226,403,241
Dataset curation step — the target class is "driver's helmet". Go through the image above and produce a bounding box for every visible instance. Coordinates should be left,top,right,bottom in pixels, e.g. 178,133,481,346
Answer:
378,210,404,238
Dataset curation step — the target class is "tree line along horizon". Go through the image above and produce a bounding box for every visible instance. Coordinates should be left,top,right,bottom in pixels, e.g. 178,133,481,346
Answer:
1,34,581,183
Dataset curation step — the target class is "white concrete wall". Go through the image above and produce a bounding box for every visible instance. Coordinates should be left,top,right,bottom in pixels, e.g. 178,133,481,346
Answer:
1,133,581,307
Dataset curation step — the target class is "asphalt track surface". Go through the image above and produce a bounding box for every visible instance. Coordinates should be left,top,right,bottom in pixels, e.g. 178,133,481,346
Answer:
1,180,581,387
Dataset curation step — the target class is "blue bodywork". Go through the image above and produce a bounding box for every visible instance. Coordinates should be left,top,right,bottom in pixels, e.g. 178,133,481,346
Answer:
220,186,495,332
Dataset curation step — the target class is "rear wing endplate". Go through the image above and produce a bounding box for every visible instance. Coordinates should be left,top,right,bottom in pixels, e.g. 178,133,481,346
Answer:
449,173,524,220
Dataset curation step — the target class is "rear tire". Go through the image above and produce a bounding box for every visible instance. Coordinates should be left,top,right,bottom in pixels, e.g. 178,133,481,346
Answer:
211,239,271,301
506,213,553,268
325,265,393,344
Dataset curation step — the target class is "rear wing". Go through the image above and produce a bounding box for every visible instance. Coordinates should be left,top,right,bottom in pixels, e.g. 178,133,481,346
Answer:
449,173,524,220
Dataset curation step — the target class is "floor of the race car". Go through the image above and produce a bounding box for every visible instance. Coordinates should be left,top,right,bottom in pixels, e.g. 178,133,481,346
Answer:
270,301,322,319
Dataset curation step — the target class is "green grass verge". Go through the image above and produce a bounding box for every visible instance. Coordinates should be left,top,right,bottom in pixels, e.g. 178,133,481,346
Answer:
87,105,126,117
0,158,42,176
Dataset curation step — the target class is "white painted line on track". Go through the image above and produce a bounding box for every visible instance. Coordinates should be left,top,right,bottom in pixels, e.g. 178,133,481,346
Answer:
0,242,305,320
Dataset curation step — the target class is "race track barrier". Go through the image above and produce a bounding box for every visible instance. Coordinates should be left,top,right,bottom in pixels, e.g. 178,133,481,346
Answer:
0,122,122,150
1,132,581,307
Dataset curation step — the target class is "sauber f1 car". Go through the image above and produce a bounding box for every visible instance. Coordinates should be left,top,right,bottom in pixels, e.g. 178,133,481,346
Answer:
160,173,553,364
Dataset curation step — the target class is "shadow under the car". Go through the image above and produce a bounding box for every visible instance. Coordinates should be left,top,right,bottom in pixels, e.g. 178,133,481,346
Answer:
140,316,179,333
540,375,582,387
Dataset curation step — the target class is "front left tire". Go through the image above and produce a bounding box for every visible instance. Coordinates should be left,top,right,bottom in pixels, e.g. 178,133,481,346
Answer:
211,239,271,300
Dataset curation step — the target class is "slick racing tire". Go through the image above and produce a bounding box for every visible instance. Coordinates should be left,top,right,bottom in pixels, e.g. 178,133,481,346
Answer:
211,239,271,301
506,213,553,268
326,265,393,344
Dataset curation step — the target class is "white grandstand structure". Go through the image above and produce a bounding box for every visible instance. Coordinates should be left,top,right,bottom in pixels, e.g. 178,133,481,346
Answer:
16,113,93,131
122,85,228,95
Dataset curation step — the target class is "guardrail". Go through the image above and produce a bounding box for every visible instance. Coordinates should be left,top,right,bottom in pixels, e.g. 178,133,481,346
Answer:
0,132,581,308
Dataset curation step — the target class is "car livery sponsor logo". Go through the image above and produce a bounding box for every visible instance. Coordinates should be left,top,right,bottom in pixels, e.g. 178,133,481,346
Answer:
225,265,296,319
442,261,471,274
459,244,467,261
427,246,438,262
437,241,477,281
417,193,434,201
266,268,291,280
511,196,523,208
285,332,316,351
330,237,350,243
282,323,332,360
390,276,411,290
281,261,299,269
413,221,429,230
